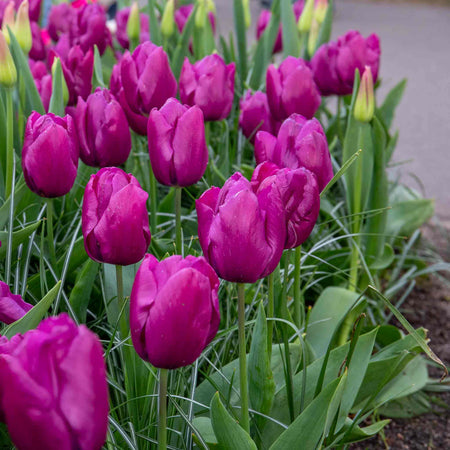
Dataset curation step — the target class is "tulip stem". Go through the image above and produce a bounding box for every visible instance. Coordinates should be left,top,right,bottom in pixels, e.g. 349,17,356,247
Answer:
115,265,128,340
293,245,302,329
267,272,274,358
5,87,13,199
237,283,250,432
46,199,57,268
175,187,182,255
158,368,169,450
149,164,158,235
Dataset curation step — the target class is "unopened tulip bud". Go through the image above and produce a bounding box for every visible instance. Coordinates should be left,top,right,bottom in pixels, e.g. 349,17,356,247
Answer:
127,2,140,43
195,0,207,28
15,0,32,53
298,0,314,33
243,0,251,29
206,0,216,13
0,31,16,87
307,18,320,56
51,57,69,106
354,66,375,123
1,2,15,44
314,0,328,24
161,0,175,37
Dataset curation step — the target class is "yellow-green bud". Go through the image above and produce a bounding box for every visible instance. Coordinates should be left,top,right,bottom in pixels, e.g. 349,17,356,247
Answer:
195,0,207,29
2,2,15,44
298,0,314,33
161,0,175,38
206,0,216,13
354,66,375,123
51,58,69,107
127,2,140,43
242,0,251,29
314,0,328,24
0,30,17,87
15,0,32,54
307,18,319,56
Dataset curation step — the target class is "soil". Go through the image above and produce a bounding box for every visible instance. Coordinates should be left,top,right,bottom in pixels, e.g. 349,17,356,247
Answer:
352,224,450,449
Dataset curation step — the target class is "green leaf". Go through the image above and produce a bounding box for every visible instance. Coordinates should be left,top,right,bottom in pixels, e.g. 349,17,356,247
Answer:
338,418,390,444
93,45,106,88
281,0,300,57
0,221,41,259
147,0,162,45
233,0,248,84
270,377,341,450
8,29,45,115
378,79,407,129
2,282,61,338
192,417,219,447
210,393,257,450
378,390,431,419
0,179,28,229
48,58,65,116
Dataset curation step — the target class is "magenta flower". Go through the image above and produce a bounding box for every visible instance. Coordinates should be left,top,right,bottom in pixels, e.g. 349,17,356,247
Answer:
251,162,320,249
147,98,207,187
175,4,216,34
179,54,235,122
0,314,109,450
266,56,321,121
47,3,76,42
196,172,286,283
72,88,131,167
110,42,177,135
130,254,220,369
82,167,151,266
22,112,79,198
255,114,333,192
0,282,32,325
115,6,149,49
29,22,47,61
310,30,381,96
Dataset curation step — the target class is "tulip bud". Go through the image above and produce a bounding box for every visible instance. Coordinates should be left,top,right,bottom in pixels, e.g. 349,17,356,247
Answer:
51,57,69,106
195,0,207,28
206,0,216,13
0,281,33,324
1,2,15,44
354,66,375,123
243,0,251,29
0,30,17,87
307,17,320,56
130,255,220,369
314,0,328,24
161,0,175,38
127,2,140,43
15,0,32,53
298,0,314,33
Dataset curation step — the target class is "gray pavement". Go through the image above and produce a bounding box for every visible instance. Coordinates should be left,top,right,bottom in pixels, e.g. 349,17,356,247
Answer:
215,0,450,220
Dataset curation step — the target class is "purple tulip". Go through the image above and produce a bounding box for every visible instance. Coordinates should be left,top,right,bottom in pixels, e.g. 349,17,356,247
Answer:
255,114,332,192
147,98,207,187
29,22,46,61
310,30,381,96
0,314,109,450
0,282,33,324
115,6,149,49
251,162,320,249
196,172,286,283
30,60,52,111
110,42,177,135
239,90,280,144
72,88,131,167
60,45,94,106
82,167,151,266
130,254,220,369
266,56,321,121
47,3,76,42
22,112,79,198
179,54,236,122
175,4,216,34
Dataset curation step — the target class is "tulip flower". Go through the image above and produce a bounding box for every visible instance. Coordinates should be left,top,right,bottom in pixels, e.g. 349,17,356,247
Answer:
130,254,220,369
82,167,151,266
115,5,149,49
310,30,381,96
0,281,33,324
14,0,32,54
0,314,109,450
266,56,321,121
251,162,320,249
22,112,79,198
196,172,285,283
29,22,47,61
239,90,280,144
0,30,16,88
110,42,177,135
175,3,216,35
255,114,333,192
147,98,207,187
72,88,131,167
1,2,15,44
30,61,52,111
47,3,76,42
179,54,235,122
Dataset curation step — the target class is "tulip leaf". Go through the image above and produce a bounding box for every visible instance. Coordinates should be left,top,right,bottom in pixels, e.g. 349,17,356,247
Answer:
93,45,106,88
192,417,219,447
49,58,65,116
248,302,276,428
281,0,300,58
0,221,41,259
378,78,407,130
0,178,28,229
333,418,390,445
8,29,45,115
148,0,162,46
233,0,248,84
2,281,61,338
210,392,257,450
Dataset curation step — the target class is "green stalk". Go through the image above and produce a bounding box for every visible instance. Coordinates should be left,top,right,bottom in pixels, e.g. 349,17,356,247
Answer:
158,368,169,450
293,245,302,329
237,283,250,432
115,265,128,340
267,272,274,357
149,163,158,235
5,88,14,199
175,187,182,255
46,199,57,268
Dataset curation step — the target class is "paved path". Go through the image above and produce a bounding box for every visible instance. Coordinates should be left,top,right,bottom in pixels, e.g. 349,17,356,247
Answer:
215,0,450,220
